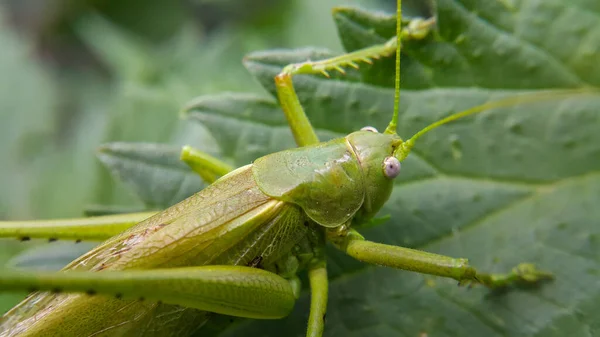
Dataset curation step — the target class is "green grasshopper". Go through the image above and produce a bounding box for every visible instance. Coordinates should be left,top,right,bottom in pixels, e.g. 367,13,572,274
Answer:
0,1,594,336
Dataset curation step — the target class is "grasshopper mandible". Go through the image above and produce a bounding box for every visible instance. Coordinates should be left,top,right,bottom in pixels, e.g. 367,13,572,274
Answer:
0,0,593,336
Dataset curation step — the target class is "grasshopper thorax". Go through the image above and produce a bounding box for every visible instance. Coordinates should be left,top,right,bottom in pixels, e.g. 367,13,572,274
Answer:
252,128,404,229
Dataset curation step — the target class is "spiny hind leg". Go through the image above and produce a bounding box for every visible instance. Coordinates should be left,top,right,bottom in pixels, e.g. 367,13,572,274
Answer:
275,17,436,148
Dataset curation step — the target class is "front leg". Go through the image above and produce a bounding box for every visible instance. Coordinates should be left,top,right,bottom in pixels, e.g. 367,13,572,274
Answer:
330,229,553,289
275,17,436,148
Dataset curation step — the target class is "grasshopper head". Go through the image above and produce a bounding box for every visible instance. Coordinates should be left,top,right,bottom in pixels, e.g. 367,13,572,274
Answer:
346,127,402,224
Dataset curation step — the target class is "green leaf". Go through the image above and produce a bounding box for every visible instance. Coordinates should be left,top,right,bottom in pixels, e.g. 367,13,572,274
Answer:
185,93,342,164
186,2,600,336
97,143,206,209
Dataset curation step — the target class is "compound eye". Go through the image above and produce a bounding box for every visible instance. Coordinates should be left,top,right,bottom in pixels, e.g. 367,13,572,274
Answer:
383,156,401,179
360,126,378,133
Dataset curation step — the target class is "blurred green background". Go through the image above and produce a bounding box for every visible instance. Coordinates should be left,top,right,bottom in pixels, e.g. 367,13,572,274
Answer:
0,0,402,222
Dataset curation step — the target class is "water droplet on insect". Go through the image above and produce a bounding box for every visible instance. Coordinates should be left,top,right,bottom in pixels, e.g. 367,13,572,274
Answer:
448,134,462,160
557,222,568,230
472,193,482,202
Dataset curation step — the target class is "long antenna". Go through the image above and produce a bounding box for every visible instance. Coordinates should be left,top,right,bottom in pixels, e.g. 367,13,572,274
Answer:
394,88,598,160
384,0,402,135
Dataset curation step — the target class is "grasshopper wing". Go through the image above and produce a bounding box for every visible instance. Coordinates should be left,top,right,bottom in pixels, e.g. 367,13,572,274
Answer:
1,165,304,337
